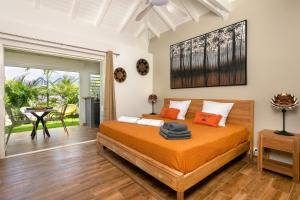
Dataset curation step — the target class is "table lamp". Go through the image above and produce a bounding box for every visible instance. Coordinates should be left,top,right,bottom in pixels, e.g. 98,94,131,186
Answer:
148,94,158,115
271,93,298,136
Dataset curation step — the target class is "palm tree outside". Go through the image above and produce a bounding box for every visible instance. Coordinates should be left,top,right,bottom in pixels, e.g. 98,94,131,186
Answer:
4,66,80,134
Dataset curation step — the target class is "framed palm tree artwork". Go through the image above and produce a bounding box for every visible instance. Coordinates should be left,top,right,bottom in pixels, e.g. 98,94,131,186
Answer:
170,20,247,89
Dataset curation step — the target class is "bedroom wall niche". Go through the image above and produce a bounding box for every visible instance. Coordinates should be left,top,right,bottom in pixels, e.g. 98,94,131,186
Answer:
149,0,300,162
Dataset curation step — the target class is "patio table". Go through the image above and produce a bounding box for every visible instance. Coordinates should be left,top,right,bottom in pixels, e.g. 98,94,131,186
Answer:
24,108,53,139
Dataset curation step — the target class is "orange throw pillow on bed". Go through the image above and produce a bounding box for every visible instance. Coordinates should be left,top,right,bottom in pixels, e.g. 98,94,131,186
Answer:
160,107,169,117
193,111,222,127
160,108,180,120
166,108,180,120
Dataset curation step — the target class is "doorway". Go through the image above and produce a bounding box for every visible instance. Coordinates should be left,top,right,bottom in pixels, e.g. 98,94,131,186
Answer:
4,49,102,156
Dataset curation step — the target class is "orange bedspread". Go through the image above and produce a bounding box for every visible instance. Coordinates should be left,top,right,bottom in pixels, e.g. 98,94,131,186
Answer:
99,116,249,174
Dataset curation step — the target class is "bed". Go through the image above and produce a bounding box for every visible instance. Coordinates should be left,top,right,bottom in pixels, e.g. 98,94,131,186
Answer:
97,98,254,200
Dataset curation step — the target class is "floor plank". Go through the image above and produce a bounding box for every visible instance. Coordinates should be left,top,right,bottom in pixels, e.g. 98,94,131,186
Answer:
101,148,300,200
0,142,300,200
5,125,98,156
0,142,157,200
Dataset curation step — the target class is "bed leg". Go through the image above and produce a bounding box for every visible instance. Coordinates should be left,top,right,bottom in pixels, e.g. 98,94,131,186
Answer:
177,191,184,200
249,147,254,162
97,143,106,154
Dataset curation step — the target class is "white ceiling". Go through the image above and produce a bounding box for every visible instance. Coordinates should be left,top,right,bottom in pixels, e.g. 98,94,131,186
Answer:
21,0,234,41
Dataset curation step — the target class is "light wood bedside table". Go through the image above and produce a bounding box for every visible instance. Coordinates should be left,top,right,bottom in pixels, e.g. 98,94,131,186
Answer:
141,114,158,118
258,129,300,181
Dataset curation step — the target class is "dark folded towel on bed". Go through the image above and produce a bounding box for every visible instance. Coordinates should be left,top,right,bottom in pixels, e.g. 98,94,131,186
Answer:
163,122,187,131
160,131,191,140
159,127,191,140
160,127,190,136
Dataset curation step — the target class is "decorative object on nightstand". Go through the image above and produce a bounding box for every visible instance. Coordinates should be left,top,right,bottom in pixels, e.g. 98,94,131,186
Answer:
258,129,300,182
271,93,298,136
114,67,127,83
148,94,158,115
136,58,149,75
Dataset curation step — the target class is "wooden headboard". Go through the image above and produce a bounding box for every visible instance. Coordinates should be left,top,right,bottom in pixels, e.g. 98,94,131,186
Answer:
164,98,254,154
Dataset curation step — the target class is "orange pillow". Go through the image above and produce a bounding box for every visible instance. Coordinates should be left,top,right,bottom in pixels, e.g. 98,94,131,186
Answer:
193,111,222,127
160,108,180,120
166,108,180,120
160,107,169,117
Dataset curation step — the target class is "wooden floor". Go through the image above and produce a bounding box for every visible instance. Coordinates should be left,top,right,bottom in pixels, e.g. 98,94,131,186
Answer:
5,125,98,156
0,142,300,200
103,148,300,200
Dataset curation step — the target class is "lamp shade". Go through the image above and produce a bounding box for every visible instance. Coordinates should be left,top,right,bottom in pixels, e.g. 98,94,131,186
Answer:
271,93,298,110
148,94,158,103
271,93,298,136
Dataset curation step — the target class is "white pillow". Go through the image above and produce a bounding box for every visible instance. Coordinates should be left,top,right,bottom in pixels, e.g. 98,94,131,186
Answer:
202,101,234,127
169,100,191,120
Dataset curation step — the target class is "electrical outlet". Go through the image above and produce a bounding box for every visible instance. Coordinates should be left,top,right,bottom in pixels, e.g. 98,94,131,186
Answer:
253,147,258,156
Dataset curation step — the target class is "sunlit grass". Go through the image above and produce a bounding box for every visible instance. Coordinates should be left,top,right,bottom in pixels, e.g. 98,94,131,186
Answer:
5,117,79,134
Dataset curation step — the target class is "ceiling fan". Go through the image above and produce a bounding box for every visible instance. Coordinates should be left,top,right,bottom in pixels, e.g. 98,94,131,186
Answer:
136,0,187,21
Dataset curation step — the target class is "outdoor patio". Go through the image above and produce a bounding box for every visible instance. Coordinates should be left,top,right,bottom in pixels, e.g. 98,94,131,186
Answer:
5,125,98,156
3,64,101,156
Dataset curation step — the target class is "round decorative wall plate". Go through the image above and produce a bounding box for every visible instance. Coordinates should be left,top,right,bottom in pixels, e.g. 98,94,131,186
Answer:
136,58,149,76
114,67,127,83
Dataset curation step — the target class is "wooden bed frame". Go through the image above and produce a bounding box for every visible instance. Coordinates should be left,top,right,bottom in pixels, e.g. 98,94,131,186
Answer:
97,98,254,200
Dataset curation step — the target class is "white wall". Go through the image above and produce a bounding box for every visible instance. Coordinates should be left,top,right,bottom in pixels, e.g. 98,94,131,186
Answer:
149,0,300,162
114,47,153,117
0,0,153,157
4,50,100,124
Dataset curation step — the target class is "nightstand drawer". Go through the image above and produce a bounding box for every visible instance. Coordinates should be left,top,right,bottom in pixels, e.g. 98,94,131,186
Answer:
262,136,295,153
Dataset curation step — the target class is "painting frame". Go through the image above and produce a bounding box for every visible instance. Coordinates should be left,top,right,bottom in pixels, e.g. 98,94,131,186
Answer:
170,20,247,89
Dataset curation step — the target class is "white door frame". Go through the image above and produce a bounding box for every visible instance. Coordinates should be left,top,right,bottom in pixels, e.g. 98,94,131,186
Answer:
0,34,104,158
0,44,5,158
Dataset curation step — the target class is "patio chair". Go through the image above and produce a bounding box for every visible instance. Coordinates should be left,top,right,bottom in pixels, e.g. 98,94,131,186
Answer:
44,104,69,135
5,107,36,148
63,104,77,121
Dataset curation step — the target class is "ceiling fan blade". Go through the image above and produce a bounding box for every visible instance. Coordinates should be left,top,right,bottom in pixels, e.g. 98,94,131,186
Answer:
151,0,168,6
166,1,187,17
136,4,153,21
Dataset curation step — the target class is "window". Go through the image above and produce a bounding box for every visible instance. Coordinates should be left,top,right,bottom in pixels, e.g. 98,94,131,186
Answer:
89,74,100,98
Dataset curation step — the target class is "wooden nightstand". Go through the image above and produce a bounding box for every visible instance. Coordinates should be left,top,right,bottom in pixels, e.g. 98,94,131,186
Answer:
258,129,300,181
141,114,158,118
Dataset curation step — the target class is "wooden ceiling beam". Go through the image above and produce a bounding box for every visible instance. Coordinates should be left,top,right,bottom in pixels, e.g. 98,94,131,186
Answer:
118,0,142,32
197,0,230,19
95,0,112,26
153,7,176,31
70,0,80,19
35,0,40,9
209,0,231,12
147,22,160,38
180,0,201,22
135,24,145,38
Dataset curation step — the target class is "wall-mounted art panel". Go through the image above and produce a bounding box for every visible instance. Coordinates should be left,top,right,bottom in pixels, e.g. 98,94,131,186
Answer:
170,20,247,89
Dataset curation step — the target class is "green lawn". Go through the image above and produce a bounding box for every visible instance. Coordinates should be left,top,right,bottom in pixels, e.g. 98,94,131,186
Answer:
5,118,79,134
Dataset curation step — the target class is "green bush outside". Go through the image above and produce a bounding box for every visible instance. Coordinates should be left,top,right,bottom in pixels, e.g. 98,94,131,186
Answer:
5,70,80,134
